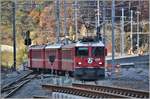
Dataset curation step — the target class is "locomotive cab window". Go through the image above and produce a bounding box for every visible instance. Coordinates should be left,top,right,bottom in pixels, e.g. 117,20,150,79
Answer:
76,47,88,57
92,47,104,57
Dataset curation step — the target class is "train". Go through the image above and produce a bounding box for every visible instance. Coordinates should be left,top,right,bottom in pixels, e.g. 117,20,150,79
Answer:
27,37,107,81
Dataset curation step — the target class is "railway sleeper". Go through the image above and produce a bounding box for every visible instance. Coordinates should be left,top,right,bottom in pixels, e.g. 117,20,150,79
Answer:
76,91,80,95
110,89,115,93
105,89,109,92
69,90,73,93
33,96,48,98
121,92,126,96
103,89,107,92
94,88,99,91
68,91,72,94
80,93,84,96
130,93,136,97
138,95,144,98
42,84,129,98
135,94,140,98
73,83,149,98
124,92,129,96
116,91,121,95
101,88,104,91
113,90,117,94
89,95,94,98
126,93,131,96
85,93,89,97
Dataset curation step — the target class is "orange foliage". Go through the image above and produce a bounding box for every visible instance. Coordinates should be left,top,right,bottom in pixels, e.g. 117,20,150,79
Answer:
29,9,41,23
29,2,74,44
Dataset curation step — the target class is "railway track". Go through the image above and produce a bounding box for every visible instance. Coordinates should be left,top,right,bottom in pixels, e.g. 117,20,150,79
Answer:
42,84,128,98
72,83,149,98
1,71,37,98
1,71,33,90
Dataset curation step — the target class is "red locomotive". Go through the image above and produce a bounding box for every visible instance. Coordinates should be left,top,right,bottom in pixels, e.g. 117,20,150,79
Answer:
28,37,107,81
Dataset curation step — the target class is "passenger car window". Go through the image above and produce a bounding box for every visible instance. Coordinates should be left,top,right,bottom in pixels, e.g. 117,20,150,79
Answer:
76,47,88,57
92,47,104,57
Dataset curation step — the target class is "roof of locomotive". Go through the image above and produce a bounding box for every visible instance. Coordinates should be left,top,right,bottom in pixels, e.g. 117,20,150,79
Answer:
45,44,62,49
29,45,46,49
62,40,104,48
29,39,104,49
62,43,76,48
76,40,104,47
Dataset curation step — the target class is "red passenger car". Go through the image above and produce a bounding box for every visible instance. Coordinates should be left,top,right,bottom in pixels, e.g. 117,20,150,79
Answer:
28,45,46,70
61,44,75,75
45,44,62,73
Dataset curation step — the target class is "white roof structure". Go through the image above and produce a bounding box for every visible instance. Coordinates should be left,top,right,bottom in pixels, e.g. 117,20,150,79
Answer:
45,44,62,49
29,45,46,49
75,41,104,47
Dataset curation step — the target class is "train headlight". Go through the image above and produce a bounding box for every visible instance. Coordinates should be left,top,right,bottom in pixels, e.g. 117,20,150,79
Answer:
78,62,82,65
99,62,102,65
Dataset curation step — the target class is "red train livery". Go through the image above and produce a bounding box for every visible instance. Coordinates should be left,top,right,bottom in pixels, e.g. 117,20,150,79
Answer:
28,39,107,81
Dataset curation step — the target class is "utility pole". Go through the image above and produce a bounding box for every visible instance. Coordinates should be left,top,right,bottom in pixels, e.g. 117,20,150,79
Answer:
0,0,2,71
111,0,115,72
12,2,16,71
149,0,150,52
130,10,133,51
55,0,60,43
97,0,100,27
64,0,68,44
96,0,101,40
103,0,106,44
136,11,140,51
75,0,78,41
121,8,125,56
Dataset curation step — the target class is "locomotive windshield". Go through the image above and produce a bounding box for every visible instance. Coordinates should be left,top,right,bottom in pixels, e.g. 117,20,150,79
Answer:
76,47,88,57
92,47,104,57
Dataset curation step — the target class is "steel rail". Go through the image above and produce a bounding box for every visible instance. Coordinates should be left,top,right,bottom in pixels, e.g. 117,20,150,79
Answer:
2,73,37,98
42,84,128,98
1,70,33,91
72,83,149,98
1,86,18,92
4,79,31,98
